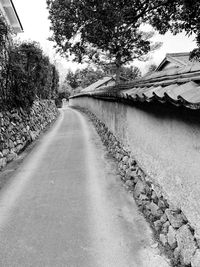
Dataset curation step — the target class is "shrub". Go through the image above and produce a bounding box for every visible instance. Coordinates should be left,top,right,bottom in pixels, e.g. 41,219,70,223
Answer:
5,41,60,108
0,16,59,109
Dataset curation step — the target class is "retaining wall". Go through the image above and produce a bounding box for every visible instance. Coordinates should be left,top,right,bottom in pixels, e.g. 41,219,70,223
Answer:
0,100,58,169
70,96,200,266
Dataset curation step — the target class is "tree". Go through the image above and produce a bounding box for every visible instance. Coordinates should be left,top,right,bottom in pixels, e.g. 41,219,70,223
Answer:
0,14,13,104
64,65,141,91
123,0,200,61
64,70,80,89
58,79,72,98
120,66,141,81
65,68,104,89
7,42,59,107
145,63,157,75
47,0,165,83
77,68,104,88
176,0,200,60
0,12,60,109
137,0,200,60
51,65,60,99
2,41,60,108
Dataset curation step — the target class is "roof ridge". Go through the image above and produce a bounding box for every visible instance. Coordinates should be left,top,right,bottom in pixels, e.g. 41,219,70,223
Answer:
166,54,188,67
166,52,190,57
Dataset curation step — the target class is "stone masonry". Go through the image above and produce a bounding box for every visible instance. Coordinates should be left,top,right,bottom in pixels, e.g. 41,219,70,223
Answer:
74,106,200,267
0,100,58,170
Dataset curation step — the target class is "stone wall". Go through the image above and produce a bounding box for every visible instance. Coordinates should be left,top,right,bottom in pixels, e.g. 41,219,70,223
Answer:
70,97,200,267
0,100,58,169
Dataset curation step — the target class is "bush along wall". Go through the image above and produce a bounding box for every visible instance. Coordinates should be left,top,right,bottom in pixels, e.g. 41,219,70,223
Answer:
0,100,58,169
74,106,200,267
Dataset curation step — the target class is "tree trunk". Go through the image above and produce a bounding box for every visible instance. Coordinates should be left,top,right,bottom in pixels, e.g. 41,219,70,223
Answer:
115,56,122,85
115,65,121,85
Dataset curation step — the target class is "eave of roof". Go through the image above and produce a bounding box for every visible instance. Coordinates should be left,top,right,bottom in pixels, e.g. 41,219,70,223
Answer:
156,53,190,71
71,62,200,110
10,0,23,32
81,76,115,92
0,0,23,33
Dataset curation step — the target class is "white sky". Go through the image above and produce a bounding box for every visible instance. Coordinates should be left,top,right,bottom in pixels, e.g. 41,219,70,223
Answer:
13,0,197,79
13,0,83,82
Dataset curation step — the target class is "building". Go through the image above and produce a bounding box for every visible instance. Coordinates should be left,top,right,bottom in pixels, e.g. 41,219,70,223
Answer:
81,75,127,93
155,52,200,71
0,0,23,34
82,76,116,93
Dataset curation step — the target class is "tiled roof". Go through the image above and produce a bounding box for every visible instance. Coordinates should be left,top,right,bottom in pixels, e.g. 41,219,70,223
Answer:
156,52,194,71
81,76,115,92
72,60,200,110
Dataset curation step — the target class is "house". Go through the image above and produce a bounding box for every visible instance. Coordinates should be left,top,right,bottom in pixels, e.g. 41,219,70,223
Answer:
0,0,23,34
82,75,127,93
82,76,116,93
155,52,200,71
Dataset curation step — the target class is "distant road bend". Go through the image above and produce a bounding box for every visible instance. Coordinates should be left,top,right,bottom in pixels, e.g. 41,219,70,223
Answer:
0,106,170,266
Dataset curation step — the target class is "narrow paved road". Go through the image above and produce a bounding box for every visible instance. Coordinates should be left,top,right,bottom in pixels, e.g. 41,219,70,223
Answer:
0,107,170,267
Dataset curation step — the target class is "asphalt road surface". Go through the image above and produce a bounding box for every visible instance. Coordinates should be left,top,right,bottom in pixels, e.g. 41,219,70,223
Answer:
0,106,170,267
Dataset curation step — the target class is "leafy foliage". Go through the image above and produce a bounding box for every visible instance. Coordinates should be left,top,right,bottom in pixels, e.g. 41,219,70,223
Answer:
75,68,105,88
143,0,200,60
47,0,164,81
64,70,80,89
0,21,59,109
64,65,141,92
47,0,200,62
0,14,12,103
120,66,141,80
58,79,72,98
178,0,200,60
64,68,104,89
6,41,60,108
55,80,72,107
145,63,157,75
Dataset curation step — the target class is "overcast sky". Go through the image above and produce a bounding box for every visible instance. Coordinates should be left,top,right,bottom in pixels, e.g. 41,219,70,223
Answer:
13,0,197,78
13,0,83,82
